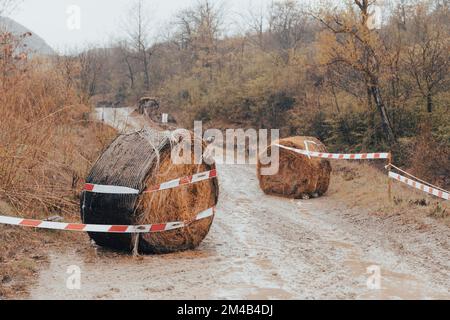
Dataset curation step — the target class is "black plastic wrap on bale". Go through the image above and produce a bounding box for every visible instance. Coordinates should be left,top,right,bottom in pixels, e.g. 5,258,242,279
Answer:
80,130,171,252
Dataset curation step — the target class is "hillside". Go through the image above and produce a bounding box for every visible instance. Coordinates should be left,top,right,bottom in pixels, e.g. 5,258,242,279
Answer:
0,16,55,56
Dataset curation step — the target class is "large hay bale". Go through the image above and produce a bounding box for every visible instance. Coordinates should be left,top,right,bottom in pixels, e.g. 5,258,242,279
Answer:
257,136,332,199
81,129,218,254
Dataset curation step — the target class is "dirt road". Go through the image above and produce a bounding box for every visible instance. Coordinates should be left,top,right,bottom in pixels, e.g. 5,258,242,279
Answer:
29,108,449,300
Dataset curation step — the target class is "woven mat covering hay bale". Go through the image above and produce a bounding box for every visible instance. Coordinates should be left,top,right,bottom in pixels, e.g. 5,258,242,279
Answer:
81,129,218,254
257,136,332,199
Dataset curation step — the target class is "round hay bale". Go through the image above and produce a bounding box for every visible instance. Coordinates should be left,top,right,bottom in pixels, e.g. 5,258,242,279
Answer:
81,129,218,254
257,136,332,199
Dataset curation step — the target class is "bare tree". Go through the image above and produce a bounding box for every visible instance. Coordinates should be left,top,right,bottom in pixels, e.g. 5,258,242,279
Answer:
123,0,155,92
311,0,397,144
175,8,195,50
404,1,449,113
268,0,309,62
116,40,136,89
54,47,107,101
242,1,268,49
0,0,21,17
77,47,108,99
173,1,223,77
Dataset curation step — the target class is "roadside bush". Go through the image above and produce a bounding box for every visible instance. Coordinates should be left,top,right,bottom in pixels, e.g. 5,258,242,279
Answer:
408,121,450,189
0,38,115,218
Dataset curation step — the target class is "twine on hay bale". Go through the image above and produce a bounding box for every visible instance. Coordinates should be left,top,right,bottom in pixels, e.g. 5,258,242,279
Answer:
257,136,332,199
81,129,218,254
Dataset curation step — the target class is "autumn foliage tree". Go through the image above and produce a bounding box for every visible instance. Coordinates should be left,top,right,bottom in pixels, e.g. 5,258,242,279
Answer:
72,0,448,183
313,0,397,144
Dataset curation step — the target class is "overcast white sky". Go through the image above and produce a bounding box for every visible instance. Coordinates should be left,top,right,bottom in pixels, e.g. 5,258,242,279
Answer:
9,0,281,51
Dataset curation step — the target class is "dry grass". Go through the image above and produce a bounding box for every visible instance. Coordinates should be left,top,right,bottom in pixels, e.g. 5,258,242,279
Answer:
257,137,332,199
0,50,116,298
327,161,450,227
0,118,115,298
138,136,218,253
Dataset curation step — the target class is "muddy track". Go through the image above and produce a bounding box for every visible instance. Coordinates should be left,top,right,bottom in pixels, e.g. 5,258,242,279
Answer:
29,108,449,300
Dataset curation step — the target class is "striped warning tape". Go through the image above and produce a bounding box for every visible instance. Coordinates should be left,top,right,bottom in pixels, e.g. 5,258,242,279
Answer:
0,207,215,233
388,172,449,200
83,169,217,195
274,144,389,160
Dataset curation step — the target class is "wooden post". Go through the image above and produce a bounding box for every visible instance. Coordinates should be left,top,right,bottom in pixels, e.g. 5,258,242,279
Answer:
132,233,140,257
387,152,392,202
124,115,129,133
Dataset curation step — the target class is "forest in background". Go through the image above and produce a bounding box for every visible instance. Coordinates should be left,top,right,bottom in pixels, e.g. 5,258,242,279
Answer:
62,0,449,188
1,0,449,191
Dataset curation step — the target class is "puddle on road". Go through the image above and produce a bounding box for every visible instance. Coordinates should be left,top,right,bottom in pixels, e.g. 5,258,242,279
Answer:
214,285,293,300
345,259,425,300
245,287,294,300
329,240,449,300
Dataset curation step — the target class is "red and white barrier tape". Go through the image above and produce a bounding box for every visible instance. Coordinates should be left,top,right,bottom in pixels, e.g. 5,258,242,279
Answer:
83,169,217,195
388,172,449,200
0,207,215,233
274,144,389,160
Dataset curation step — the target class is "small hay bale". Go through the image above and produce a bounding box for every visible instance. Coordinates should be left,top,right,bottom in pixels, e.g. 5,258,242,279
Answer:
81,129,218,254
257,136,332,199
